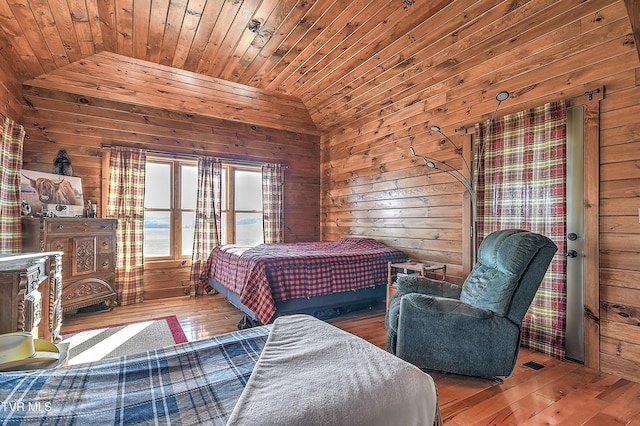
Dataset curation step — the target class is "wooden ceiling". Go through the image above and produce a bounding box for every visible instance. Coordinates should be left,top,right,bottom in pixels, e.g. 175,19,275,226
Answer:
1,0,638,132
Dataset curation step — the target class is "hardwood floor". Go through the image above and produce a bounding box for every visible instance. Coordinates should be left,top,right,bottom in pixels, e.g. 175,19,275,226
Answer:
61,295,640,425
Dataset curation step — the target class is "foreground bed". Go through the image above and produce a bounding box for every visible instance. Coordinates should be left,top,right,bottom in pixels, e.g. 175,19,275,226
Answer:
201,238,409,325
0,315,439,425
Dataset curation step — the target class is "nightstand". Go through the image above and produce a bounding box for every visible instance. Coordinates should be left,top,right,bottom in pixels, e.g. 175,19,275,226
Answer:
387,261,447,309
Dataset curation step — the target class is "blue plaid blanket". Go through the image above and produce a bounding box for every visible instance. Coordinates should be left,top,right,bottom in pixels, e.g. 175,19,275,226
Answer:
0,326,270,425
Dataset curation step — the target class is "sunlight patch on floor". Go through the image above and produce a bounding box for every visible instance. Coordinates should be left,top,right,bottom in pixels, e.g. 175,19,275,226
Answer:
64,321,154,365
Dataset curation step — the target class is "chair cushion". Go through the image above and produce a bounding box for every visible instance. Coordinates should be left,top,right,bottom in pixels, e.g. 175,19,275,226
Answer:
459,264,516,316
459,230,547,317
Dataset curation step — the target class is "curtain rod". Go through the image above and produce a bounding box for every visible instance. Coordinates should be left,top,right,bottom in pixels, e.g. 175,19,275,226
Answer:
454,88,601,133
566,88,601,101
101,144,287,168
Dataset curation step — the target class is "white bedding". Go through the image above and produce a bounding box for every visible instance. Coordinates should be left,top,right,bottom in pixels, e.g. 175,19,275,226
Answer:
227,314,438,426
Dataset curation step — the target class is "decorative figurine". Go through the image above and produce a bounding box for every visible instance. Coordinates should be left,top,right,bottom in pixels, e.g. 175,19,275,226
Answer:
21,200,31,216
87,199,96,218
52,149,73,176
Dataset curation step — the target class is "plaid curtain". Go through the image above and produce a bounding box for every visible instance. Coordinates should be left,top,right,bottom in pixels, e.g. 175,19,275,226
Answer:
190,157,222,296
105,146,146,305
475,101,567,359
262,164,284,244
0,117,25,253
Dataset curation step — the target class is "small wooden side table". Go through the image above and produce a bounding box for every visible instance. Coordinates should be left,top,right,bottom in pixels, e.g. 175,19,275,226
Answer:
387,261,447,309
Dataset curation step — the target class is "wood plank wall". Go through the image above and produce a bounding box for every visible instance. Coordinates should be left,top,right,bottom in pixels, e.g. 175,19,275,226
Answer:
19,53,320,300
320,0,640,381
0,52,23,121
599,67,640,381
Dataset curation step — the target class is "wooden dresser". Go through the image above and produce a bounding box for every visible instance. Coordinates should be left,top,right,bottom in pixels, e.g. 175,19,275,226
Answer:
0,252,63,342
22,217,118,314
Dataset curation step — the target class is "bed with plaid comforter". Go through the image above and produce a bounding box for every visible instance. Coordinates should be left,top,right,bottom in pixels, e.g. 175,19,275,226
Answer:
1,318,442,426
0,326,270,425
200,238,409,324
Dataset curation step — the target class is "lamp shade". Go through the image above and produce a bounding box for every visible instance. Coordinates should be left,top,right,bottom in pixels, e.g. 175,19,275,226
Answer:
496,91,509,102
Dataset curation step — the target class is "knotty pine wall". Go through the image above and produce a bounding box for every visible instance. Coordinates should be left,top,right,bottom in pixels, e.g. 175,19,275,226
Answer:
321,1,640,381
18,54,320,300
599,69,640,381
0,52,23,122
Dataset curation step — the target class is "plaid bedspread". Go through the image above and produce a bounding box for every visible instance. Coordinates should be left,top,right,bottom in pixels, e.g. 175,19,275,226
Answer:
0,326,270,425
200,238,409,324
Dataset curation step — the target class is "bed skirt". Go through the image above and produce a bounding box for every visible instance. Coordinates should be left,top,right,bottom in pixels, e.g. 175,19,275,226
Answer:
209,277,385,326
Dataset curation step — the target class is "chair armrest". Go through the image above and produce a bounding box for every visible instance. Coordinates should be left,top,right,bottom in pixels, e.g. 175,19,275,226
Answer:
396,275,462,299
395,293,522,377
399,293,493,319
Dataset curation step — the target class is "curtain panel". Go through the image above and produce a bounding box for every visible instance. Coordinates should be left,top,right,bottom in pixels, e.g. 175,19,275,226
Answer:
475,101,567,359
106,146,146,305
262,163,284,244
190,157,222,296
0,117,25,253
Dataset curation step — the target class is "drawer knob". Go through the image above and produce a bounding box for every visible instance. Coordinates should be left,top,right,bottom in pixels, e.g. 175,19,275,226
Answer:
103,241,109,246
57,244,64,250
57,225,64,229
103,261,109,266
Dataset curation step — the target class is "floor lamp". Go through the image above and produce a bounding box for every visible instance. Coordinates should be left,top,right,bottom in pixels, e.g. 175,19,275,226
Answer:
410,91,510,264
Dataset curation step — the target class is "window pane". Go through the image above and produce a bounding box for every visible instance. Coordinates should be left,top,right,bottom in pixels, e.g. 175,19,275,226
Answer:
236,213,263,246
144,211,170,257
145,163,171,208
182,211,195,256
221,212,228,245
235,170,262,211
221,169,227,210
181,165,197,209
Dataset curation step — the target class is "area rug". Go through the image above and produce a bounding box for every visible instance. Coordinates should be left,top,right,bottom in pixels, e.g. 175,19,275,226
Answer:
61,316,188,366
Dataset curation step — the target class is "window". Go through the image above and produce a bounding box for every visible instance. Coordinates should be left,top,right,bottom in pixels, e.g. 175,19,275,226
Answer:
143,157,264,260
143,157,197,259
221,166,264,246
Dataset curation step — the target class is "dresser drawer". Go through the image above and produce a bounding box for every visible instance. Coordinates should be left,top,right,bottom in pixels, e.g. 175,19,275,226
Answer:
25,261,47,294
47,237,70,253
97,235,116,253
96,253,115,273
45,219,117,235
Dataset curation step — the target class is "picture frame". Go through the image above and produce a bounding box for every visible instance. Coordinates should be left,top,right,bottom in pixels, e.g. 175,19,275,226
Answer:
20,169,84,216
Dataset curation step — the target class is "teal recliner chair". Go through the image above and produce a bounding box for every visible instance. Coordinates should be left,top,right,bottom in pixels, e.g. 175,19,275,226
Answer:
385,229,558,378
